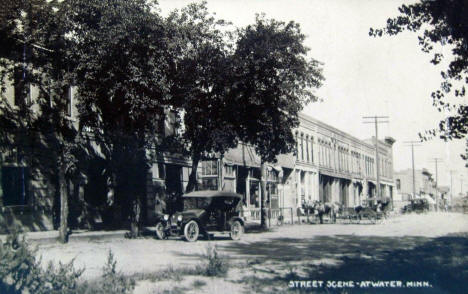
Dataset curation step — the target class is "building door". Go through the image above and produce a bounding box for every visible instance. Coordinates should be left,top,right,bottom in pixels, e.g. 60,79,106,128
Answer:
165,164,182,194
249,180,260,208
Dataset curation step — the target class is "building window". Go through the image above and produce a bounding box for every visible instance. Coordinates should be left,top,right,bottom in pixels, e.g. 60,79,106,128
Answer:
224,164,235,177
14,67,31,106
267,169,278,182
201,160,218,176
301,134,304,161
64,85,73,117
201,178,218,191
296,133,300,160
310,137,314,163
1,166,30,206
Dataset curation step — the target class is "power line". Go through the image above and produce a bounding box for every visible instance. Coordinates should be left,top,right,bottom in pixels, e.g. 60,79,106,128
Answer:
363,115,389,201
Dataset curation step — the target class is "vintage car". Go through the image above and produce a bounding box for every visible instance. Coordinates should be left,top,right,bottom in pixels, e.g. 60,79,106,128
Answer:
154,190,245,242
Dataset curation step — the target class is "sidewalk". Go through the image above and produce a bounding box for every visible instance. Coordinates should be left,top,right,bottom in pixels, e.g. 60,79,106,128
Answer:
0,229,127,245
0,221,264,245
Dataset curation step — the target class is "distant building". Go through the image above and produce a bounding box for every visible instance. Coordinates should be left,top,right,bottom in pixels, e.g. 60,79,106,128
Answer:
394,168,437,200
192,113,395,221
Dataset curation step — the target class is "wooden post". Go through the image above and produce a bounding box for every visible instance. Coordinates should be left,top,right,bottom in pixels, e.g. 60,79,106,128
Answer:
260,161,267,229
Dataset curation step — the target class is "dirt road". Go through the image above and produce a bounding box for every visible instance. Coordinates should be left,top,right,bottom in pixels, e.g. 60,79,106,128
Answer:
36,212,468,281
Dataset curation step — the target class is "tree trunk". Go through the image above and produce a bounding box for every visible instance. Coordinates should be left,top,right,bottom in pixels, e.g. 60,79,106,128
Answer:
260,161,267,229
186,153,200,193
58,165,69,243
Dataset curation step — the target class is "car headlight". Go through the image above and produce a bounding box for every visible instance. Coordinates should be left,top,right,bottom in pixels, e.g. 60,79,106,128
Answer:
163,214,169,221
177,215,183,222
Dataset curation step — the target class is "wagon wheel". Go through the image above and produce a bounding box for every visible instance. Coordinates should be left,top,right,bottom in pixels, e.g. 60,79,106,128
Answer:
183,220,199,242
155,222,166,240
230,220,244,241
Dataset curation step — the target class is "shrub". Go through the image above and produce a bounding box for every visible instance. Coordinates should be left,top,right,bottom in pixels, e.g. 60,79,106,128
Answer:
97,250,135,294
0,228,83,294
202,244,229,277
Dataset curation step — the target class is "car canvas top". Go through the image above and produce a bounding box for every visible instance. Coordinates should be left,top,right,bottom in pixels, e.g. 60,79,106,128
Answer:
182,190,242,199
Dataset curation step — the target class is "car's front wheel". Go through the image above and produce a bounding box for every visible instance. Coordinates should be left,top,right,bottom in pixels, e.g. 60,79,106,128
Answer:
230,220,243,241
183,220,199,242
155,222,166,240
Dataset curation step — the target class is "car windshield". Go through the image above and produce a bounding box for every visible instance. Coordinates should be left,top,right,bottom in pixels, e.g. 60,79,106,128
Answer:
183,197,212,210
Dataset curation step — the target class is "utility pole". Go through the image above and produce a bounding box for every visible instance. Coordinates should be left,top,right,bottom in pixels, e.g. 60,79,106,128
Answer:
450,170,456,208
461,175,464,196
363,116,389,202
404,141,422,200
429,158,442,211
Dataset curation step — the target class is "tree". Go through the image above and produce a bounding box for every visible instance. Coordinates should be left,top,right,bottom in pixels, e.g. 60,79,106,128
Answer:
63,0,178,237
167,3,239,193
0,0,82,243
370,0,468,144
232,15,324,228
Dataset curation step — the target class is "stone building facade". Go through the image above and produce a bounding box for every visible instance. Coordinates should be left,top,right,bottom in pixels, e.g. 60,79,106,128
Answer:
285,113,395,211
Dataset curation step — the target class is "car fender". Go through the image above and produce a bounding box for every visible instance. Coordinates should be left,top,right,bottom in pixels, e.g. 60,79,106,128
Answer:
228,216,244,228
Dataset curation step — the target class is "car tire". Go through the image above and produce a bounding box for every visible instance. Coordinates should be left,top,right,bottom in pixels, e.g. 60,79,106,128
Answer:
230,220,243,241
184,220,199,242
155,222,166,240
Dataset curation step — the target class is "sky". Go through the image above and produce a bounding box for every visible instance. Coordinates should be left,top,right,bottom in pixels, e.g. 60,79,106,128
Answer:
158,0,468,194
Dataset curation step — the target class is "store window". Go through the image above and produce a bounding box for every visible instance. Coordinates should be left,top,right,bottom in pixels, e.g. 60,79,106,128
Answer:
201,178,218,191
250,180,260,207
224,164,235,177
201,160,218,176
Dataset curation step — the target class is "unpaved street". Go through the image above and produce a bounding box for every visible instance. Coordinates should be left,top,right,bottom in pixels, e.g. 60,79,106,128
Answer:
36,212,468,283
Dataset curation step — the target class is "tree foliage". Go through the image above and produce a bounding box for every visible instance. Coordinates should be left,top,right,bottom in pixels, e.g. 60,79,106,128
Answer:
167,3,239,192
370,0,468,141
232,15,324,227
233,15,324,163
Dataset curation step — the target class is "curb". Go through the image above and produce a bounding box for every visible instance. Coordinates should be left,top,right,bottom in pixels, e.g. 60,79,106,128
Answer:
0,230,128,245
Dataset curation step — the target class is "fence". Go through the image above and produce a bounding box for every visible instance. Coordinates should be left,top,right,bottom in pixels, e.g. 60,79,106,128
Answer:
242,207,296,226
242,207,326,226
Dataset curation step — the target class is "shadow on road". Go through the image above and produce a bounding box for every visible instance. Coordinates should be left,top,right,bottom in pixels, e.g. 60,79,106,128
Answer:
177,232,468,293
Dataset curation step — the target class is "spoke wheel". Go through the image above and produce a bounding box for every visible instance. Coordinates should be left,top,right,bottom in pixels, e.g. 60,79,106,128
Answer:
184,220,199,242
230,220,243,241
155,222,166,240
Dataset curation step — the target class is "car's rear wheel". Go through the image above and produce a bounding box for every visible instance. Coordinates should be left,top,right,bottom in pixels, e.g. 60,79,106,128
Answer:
184,220,199,242
230,220,243,241
155,222,165,240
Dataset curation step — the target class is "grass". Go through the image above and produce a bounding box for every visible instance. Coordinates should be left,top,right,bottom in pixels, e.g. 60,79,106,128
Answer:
130,244,231,286
192,279,207,288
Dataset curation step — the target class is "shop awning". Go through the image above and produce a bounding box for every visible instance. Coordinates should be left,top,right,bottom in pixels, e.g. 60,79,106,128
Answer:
224,145,296,169
275,153,296,169
224,144,261,167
